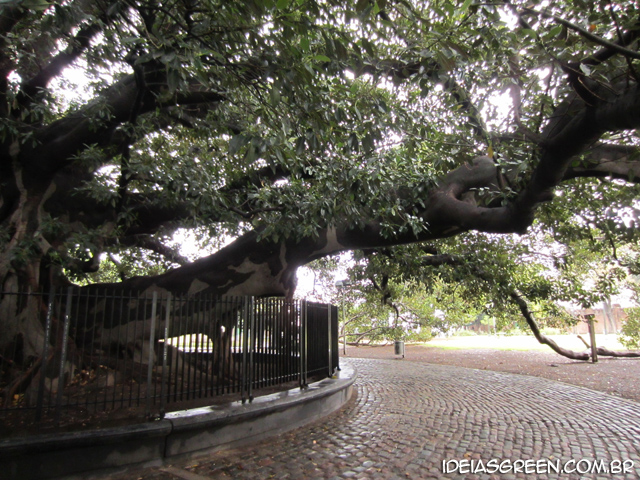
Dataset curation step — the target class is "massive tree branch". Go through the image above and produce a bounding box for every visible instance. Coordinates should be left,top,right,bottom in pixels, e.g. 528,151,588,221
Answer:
510,292,590,360
514,85,640,222
564,144,640,181
33,76,640,304
23,71,225,180
21,17,106,100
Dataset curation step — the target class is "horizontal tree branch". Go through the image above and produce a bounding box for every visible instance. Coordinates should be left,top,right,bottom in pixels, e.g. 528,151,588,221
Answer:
21,15,106,99
564,142,640,182
522,7,640,60
118,235,190,266
24,69,226,179
577,335,640,358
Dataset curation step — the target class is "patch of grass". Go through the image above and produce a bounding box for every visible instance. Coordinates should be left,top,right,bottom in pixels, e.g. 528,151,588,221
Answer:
450,329,477,337
419,334,626,352
419,341,549,352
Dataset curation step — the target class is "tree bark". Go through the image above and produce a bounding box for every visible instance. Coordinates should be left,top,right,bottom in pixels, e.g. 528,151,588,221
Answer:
510,292,591,360
577,335,640,358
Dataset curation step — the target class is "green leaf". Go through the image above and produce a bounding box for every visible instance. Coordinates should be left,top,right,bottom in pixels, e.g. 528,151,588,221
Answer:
549,24,563,38
270,85,281,105
295,137,306,154
459,0,473,14
167,69,180,92
356,0,369,13
229,135,249,155
299,36,310,52
579,64,591,76
21,0,51,11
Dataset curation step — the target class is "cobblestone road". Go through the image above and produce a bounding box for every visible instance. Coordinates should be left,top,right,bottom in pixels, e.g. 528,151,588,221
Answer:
106,358,640,480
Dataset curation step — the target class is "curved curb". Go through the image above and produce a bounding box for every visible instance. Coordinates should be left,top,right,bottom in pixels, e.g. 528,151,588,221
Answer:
0,363,357,480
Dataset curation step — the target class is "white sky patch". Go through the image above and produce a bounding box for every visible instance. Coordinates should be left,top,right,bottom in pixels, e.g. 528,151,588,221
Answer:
295,267,316,299
8,70,21,86
498,5,519,30
170,228,235,261
95,164,119,187
480,88,513,130
50,65,95,106
295,252,354,301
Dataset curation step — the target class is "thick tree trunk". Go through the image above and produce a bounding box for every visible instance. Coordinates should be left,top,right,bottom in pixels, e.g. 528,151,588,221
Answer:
1,160,61,361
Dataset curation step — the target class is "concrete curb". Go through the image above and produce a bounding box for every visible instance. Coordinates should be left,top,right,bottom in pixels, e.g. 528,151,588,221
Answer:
0,363,356,480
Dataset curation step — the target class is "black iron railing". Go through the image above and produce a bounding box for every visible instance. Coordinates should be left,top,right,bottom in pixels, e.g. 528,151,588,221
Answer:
0,289,338,425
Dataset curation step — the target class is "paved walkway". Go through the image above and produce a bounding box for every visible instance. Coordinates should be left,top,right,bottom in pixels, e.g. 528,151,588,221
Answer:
104,358,640,480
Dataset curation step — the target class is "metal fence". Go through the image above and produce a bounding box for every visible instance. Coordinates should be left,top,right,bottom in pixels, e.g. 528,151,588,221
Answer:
0,289,338,425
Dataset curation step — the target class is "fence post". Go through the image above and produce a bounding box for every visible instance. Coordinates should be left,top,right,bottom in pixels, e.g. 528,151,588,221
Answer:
54,287,74,425
160,293,172,418
35,286,55,422
248,297,256,402
588,316,598,363
332,305,340,371
241,296,250,403
145,291,158,417
299,299,308,388
327,303,333,377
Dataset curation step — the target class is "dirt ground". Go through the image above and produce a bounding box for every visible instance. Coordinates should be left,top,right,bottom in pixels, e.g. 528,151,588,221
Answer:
344,336,640,403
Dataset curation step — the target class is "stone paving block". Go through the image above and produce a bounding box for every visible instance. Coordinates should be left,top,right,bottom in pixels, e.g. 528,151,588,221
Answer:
102,358,640,480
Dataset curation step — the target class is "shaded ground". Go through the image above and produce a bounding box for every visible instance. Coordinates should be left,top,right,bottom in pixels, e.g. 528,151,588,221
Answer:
0,376,323,438
345,335,640,403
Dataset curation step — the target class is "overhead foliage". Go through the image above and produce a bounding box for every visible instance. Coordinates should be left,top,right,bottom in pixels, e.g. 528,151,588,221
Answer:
2,0,640,358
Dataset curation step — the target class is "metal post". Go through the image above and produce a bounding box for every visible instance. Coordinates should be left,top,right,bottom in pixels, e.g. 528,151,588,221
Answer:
160,293,172,418
333,305,341,371
299,299,303,388
248,296,255,402
36,286,55,422
304,300,308,386
327,303,333,376
54,287,74,425
145,292,158,417
588,316,598,363
342,297,346,355
299,299,308,388
241,296,250,403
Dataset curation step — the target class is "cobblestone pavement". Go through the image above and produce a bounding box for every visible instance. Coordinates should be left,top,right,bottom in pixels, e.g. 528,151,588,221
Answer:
105,358,640,480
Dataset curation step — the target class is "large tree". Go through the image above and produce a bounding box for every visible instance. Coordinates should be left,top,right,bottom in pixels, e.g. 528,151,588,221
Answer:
2,0,640,363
